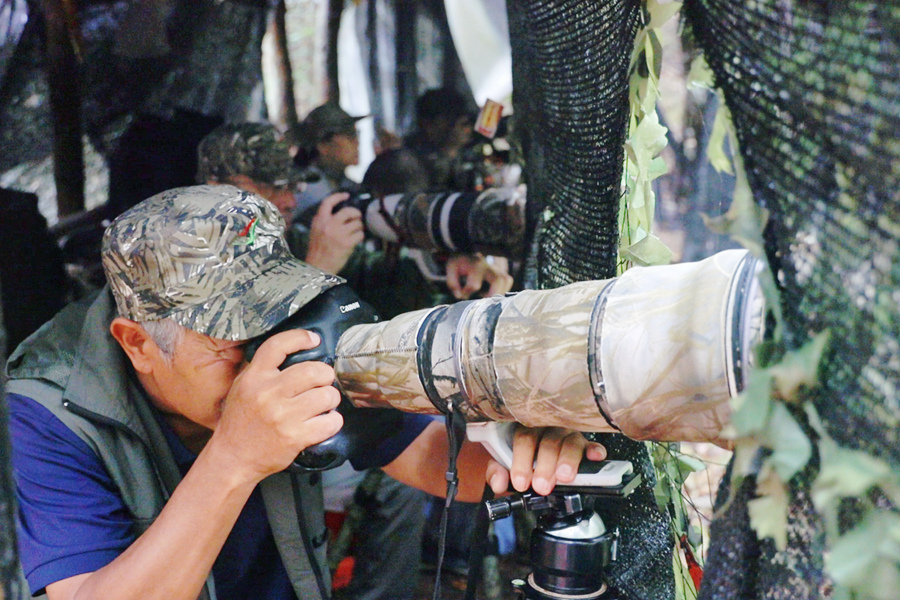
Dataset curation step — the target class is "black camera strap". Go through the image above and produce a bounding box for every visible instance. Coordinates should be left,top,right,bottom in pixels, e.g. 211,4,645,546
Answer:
377,193,405,243
431,401,468,600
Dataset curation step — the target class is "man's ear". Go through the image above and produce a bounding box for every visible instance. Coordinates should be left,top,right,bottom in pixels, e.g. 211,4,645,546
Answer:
110,317,158,374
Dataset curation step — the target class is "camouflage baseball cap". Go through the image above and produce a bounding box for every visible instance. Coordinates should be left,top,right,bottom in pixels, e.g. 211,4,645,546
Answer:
102,184,343,340
196,122,303,187
300,103,367,145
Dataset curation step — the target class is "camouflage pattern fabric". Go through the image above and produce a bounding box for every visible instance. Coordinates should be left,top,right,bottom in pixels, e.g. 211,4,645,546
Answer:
102,184,342,341
196,122,303,187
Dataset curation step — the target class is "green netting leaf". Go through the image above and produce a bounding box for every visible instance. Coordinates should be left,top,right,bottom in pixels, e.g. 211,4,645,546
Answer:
813,440,895,511
748,465,789,551
706,103,734,175
826,510,900,598
649,155,669,181
628,109,669,175
620,231,674,266
767,402,812,480
675,453,707,473
728,368,773,437
687,54,714,90
646,29,664,82
769,331,830,401
647,0,683,29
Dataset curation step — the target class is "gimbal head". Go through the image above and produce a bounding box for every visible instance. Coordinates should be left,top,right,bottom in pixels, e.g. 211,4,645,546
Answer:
471,422,640,599
487,479,640,599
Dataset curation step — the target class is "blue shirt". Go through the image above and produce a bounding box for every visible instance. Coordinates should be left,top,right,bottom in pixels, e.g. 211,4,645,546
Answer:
9,393,431,597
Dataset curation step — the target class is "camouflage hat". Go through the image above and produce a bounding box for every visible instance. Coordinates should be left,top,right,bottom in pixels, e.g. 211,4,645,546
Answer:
102,184,343,340
300,103,367,145
196,122,303,186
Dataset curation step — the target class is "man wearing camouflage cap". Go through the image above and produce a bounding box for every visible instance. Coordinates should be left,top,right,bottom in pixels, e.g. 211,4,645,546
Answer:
199,121,364,276
196,121,304,226
292,103,367,217
5,184,603,600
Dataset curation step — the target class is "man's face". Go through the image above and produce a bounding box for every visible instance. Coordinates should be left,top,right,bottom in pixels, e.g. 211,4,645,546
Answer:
226,177,296,225
448,115,473,151
148,329,245,432
318,130,360,171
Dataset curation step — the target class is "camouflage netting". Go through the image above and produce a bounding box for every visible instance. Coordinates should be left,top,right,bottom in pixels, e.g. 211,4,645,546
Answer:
511,0,899,599
686,1,899,599
508,2,676,599
0,0,269,200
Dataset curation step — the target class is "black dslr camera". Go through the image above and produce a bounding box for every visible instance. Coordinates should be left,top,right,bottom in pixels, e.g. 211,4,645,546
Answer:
295,189,374,229
243,284,403,472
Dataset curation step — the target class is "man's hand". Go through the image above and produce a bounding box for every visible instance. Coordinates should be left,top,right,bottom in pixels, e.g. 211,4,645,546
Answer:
304,192,365,274
485,426,607,496
209,329,343,483
445,253,513,300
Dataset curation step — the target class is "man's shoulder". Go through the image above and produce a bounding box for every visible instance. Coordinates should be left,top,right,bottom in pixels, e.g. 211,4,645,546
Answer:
6,291,104,384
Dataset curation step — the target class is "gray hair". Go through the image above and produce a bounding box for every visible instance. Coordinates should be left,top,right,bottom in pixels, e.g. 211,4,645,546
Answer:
140,318,186,361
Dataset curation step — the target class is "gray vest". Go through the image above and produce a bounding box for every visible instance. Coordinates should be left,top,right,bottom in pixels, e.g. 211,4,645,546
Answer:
5,290,330,600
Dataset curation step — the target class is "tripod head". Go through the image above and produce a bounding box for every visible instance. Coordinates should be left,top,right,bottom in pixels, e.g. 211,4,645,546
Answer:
472,423,641,599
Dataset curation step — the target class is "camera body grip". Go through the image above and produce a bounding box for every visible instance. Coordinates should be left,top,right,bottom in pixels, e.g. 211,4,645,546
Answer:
243,284,399,472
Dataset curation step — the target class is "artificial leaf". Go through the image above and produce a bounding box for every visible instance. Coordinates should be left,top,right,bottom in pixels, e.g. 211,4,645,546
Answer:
620,232,674,266
646,29,664,82
812,443,894,512
730,440,763,477
767,402,812,481
675,453,707,474
647,0,683,29
649,155,669,181
748,464,789,550
629,29,648,73
706,103,734,175
633,181,649,210
687,54,714,90
729,368,773,436
628,110,669,175
769,331,830,401
826,510,900,594
642,70,660,114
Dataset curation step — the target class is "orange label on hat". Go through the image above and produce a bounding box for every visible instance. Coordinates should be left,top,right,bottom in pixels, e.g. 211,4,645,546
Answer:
475,99,504,139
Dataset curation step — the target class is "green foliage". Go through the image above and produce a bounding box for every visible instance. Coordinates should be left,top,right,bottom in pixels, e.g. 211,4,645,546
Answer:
648,442,703,599
747,463,790,551
827,510,900,600
618,1,680,273
690,33,900,600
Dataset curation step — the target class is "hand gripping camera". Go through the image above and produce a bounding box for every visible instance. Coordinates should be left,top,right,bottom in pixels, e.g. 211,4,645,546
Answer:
242,284,395,472
297,186,527,259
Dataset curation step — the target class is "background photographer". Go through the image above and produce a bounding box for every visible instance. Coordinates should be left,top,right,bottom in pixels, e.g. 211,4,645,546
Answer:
197,121,364,277
292,103,367,218
404,87,482,192
5,184,604,600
